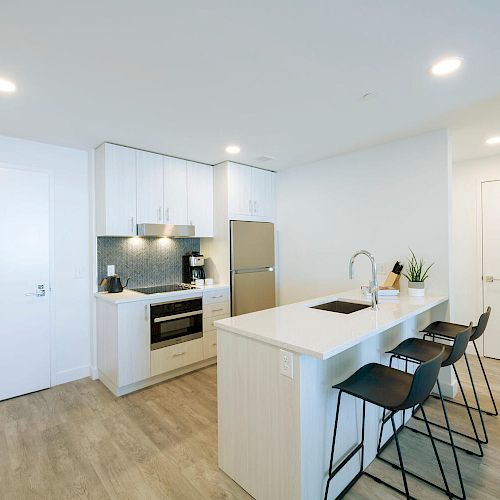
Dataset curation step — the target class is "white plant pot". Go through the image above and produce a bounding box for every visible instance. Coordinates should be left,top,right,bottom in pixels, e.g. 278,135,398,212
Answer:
408,281,425,297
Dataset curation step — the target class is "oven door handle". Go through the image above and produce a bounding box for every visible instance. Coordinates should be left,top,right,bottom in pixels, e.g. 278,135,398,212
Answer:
153,310,202,323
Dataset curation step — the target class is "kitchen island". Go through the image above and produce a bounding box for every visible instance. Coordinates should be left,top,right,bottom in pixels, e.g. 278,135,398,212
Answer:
215,289,448,500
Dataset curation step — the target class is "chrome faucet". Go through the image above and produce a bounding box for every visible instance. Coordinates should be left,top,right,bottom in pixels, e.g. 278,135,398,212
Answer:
349,250,379,310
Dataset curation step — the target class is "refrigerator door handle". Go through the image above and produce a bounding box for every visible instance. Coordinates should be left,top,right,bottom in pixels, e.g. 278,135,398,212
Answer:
233,267,274,274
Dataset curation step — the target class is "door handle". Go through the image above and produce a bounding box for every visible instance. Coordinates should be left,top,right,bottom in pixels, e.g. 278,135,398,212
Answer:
164,207,170,222
158,207,162,222
130,217,135,234
249,200,253,214
25,284,46,297
484,275,500,282
254,200,257,214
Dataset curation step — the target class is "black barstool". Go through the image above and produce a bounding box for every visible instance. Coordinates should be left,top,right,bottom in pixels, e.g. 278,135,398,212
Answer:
324,349,450,500
382,324,474,500
421,307,497,441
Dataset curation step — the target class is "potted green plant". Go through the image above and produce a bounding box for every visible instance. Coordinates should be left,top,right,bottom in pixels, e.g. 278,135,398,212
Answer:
403,249,434,297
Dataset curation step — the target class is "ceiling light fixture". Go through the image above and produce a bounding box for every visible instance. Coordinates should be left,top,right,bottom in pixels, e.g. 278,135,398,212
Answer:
430,57,463,76
225,145,241,154
486,136,500,145
0,78,16,93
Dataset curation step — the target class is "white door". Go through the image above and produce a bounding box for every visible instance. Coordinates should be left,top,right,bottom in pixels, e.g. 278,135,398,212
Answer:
482,180,500,359
187,161,213,237
136,150,164,224
0,166,51,400
164,156,188,225
228,163,253,218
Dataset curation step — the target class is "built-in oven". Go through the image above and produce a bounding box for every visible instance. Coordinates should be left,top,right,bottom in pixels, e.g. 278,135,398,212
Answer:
150,297,203,350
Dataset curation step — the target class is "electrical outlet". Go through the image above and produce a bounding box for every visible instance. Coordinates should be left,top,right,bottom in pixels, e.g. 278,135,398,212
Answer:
107,265,115,276
280,349,294,379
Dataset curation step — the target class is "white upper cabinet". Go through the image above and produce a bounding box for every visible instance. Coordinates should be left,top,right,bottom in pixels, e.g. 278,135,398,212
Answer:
95,143,214,237
136,150,164,224
251,167,275,221
228,163,253,218
187,161,213,237
227,162,275,222
164,156,188,225
95,143,137,236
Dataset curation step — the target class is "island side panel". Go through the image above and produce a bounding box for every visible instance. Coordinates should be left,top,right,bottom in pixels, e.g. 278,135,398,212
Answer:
217,328,302,500
299,308,438,499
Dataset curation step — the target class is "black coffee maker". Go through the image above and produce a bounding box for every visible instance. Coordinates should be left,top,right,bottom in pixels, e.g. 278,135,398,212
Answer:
182,252,206,283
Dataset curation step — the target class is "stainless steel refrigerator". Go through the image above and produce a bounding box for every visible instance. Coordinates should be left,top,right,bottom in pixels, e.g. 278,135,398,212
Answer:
230,220,276,316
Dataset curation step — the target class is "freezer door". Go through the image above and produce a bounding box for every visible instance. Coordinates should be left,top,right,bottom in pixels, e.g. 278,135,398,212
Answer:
232,269,276,316
230,221,275,270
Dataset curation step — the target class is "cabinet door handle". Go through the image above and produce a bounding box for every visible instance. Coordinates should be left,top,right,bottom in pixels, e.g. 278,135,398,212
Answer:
248,200,253,214
254,200,257,214
158,207,162,222
164,207,170,222
173,352,186,357
212,308,224,313
211,294,223,299
130,217,135,233
211,343,217,346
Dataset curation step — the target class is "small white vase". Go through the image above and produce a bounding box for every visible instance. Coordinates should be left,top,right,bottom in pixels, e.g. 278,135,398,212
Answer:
408,281,425,297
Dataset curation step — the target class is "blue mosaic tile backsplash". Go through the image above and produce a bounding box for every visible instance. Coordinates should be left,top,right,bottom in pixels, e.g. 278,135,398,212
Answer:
97,237,200,288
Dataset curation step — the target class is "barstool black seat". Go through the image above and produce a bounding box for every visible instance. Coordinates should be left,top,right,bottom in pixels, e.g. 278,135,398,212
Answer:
387,337,452,365
334,363,413,410
422,321,479,341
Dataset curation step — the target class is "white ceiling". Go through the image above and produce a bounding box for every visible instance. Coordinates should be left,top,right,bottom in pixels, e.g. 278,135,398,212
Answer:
450,94,500,163
1,1,500,170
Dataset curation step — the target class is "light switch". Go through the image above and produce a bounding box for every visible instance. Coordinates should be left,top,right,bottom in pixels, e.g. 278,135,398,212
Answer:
280,349,294,379
107,265,115,276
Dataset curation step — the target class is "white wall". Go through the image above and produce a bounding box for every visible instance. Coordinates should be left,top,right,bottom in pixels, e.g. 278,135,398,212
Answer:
452,154,500,326
276,130,451,305
0,135,91,385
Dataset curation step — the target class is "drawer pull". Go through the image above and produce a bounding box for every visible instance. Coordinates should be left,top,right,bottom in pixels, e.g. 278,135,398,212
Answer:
173,352,186,357
212,308,224,313
211,343,217,346
211,295,223,299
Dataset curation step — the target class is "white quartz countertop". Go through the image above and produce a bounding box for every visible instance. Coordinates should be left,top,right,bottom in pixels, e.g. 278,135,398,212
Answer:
94,283,229,304
215,289,448,360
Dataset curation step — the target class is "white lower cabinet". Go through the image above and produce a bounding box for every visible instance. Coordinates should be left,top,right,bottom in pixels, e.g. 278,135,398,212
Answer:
203,331,217,359
151,339,204,377
96,300,150,390
202,287,230,360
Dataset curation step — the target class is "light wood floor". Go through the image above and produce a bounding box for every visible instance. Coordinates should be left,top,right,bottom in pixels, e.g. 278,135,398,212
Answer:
1,356,499,499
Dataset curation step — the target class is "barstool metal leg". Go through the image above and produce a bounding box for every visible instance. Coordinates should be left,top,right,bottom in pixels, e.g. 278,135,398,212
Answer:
419,405,452,499
391,413,410,499
409,362,484,456
463,352,489,443
423,333,498,417
436,380,467,500
324,391,342,500
472,340,498,416
324,393,368,500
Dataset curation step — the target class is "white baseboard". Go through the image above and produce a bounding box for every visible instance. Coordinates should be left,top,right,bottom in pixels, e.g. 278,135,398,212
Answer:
90,365,99,380
433,379,458,399
53,365,91,386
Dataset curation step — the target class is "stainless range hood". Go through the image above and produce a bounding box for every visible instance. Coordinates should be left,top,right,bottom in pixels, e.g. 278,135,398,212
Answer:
137,223,195,238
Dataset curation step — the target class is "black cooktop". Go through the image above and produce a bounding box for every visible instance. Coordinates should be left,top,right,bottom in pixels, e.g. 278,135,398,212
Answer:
131,284,194,294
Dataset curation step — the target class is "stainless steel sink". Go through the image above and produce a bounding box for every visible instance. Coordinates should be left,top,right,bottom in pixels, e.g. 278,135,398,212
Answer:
310,300,370,314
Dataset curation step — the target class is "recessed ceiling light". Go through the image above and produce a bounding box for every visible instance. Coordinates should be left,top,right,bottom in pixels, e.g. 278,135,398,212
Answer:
430,57,463,76
225,145,241,154
0,78,16,93
486,136,500,145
